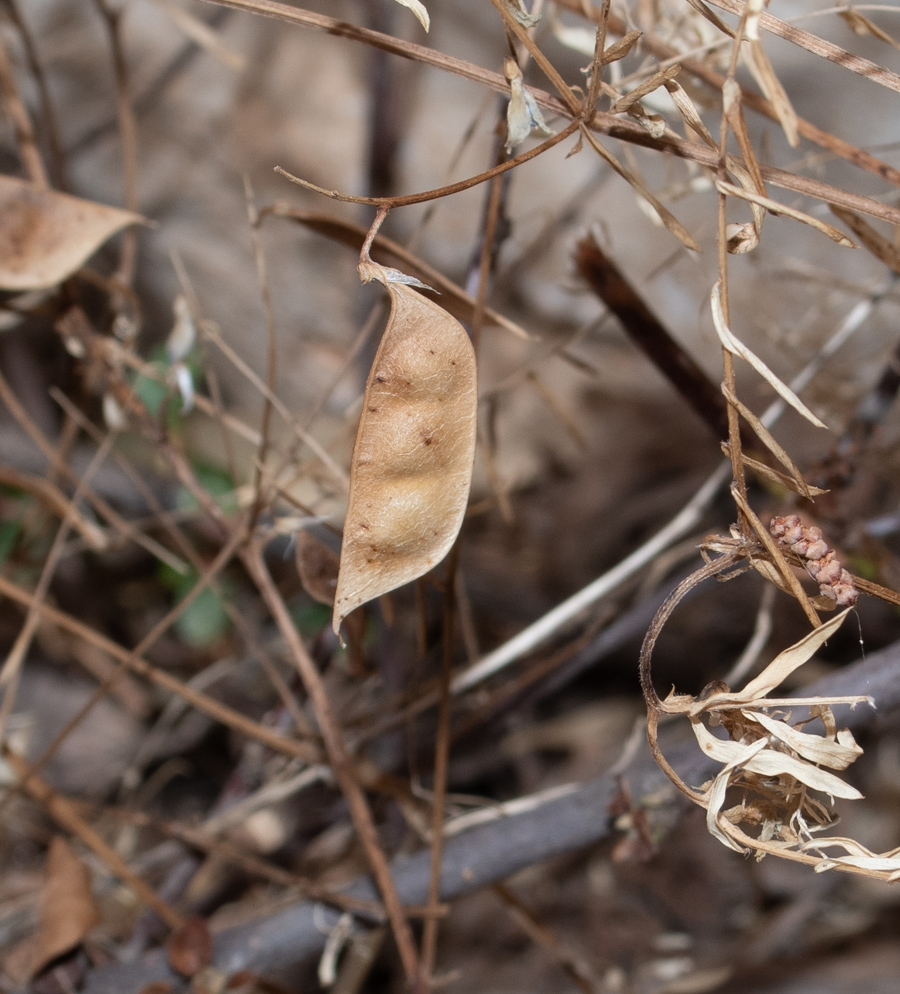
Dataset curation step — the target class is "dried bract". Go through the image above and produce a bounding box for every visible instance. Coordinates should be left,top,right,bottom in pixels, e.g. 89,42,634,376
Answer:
332,264,478,635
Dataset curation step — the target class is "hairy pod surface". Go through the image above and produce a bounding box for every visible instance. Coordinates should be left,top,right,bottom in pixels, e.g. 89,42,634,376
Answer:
332,277,477,635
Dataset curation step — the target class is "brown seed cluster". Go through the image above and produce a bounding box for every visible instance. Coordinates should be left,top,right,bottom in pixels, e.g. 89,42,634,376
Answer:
769,515,858,608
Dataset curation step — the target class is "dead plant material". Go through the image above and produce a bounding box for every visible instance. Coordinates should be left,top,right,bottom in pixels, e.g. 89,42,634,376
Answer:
333,261,477,637
0,175,142,290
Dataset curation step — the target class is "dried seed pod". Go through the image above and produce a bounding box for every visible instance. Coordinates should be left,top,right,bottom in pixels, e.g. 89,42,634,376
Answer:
332,267,477,635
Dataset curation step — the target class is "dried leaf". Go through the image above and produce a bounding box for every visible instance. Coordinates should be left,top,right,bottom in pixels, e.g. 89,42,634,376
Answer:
30,837,100,977
580,128,701,252
166,916,213,977
692,609,850,711
721,384,815,498
500,0,541,28
716,179,856,248
333,265,477,634
0,175,143,290
830,205,900,275
295,530,340,606
743,710,863,770
602,31,642,66
665,79,716,149
744,39,798,146
691,720,862,798
611,64,681,114
393,0,429,31
710,281,828,428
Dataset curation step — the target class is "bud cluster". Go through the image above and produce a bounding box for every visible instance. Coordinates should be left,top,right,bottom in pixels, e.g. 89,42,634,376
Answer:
769,515,858,608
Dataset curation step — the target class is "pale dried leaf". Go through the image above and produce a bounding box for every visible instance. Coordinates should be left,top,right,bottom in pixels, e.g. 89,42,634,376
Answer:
691,721,862,798
725,221,759,254
744,39,798,146
716,179,856,248
743,710,863,770
333,268,477,634
693,609,850,711
723,79,766,198
710,281,828,428
393,0,430,31
706,762,753,852
29,837,100,977
0,175,143,290
665,80,716,148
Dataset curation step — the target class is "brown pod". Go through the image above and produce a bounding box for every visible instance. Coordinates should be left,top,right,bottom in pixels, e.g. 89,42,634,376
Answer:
333,271,477,635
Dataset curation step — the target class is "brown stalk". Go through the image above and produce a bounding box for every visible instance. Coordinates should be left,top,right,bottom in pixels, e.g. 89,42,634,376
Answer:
0,513,264,817
0,365,184,571
205,0,900,225
243,177,279,523
261,207,531,339
716,6,751,521
0,573,317,761
0,465,107,550
243,542,421,984
0,35,48,186
420,546,460,985
1,0,67,187
276,120,582,209
555,0,900,187
0,435,114,753
4,747,184,929
93,0,140,286
492,882,598,994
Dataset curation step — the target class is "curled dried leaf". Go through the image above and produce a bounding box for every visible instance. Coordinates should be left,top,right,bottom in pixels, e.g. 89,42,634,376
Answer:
0,175,143,290
505,58,555,153
333,266,477,635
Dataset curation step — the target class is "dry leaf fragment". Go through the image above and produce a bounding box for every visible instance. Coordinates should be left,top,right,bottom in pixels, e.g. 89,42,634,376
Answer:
29,837,100,978
166,916,213,977
332,264,477,635
505,58,555,153
0,175,143,290
393,0,430,31
295,530,340,606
